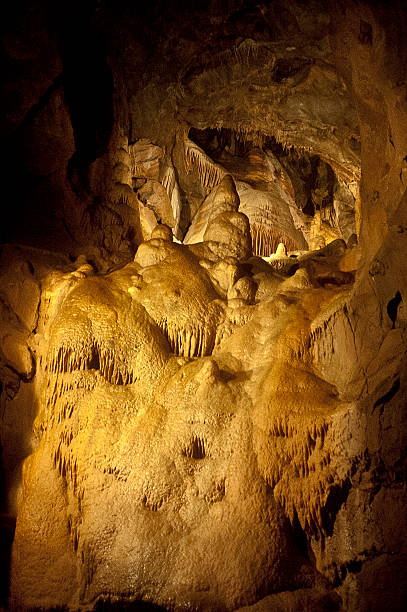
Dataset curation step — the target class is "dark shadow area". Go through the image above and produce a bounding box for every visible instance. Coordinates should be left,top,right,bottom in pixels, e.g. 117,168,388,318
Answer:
1,437,15,608
291,510,309,560
0,507,15,609
374,377,400,409
50,4,114,195
94,598,167,611
321,478,352,538
387,291,402,328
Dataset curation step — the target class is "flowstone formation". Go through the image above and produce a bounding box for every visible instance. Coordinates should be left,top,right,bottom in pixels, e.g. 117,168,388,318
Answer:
9,205,362,610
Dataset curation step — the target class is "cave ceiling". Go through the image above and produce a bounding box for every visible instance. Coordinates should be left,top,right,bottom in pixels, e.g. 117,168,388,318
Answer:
114,0,360,178
1,0,361,255
98,0,362,256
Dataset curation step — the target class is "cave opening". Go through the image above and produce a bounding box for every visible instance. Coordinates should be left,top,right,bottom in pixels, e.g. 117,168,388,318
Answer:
185,125,356,256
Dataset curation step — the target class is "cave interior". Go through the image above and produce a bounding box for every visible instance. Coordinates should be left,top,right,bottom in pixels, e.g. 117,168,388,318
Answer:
1,1,407,611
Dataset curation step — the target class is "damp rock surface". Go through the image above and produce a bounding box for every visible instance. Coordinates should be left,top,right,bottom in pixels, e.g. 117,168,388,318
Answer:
1,1,407,611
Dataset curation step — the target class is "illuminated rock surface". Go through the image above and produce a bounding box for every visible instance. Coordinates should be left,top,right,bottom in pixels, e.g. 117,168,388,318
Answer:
1,1,407,611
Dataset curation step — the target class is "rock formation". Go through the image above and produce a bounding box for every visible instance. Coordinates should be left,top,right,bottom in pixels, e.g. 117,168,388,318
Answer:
1,1,406,611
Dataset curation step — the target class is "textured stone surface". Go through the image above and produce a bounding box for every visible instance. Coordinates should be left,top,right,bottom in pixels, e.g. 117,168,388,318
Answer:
1,1,407,611
9,238,357,610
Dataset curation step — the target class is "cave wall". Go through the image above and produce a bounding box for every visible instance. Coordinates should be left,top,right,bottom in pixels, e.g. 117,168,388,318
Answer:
316,3,407,607
331,1,407,259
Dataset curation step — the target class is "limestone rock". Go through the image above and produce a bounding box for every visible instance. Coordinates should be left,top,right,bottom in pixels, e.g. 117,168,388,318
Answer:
150,224,173,241
238,181,308,256
137,179,175,229
228,276,257,304
184,174,240,244
204,211,252,261
129,139,164,181
138,200,159,241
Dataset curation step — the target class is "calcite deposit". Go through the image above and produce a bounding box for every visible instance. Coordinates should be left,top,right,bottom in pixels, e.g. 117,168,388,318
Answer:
1,1,407,611
9,227,355,611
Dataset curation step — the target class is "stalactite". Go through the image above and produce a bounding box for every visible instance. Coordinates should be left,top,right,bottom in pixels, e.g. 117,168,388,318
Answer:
250,223,300,256
156,317,215,358
234,38,261,65
182,434,208,459
307,302,349,358
45,340,137,389
184,138,226,192
262,410,334,536
132,164,144,178
115,194,130,207
234,126,264,149
160,163,182,236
